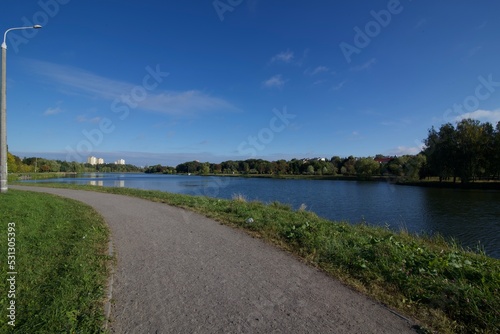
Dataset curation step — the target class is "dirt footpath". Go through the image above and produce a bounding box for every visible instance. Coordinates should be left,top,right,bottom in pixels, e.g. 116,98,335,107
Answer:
14,186,416,333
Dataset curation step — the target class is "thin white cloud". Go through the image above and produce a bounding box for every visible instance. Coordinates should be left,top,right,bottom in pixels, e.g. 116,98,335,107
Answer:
348,131,363,141
380,118,412,127
414,18,427,30
246,0,260,14
313,79,326,85
475,21,487,30
77,115,102,123
305,66,329,76
465,46,482,59
351,58,376,71
26,60,238,117
140,90,236,115
262,75,285,89
43,106,62,116
271,50,294,63
388,145,424,156
455,109,500,124
332,81,345,91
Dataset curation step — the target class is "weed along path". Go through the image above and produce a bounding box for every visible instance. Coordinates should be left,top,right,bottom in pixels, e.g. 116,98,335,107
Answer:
14,186,416,333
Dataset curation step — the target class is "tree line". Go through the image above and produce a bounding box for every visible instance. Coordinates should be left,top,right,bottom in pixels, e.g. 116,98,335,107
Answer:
8,118,499,183
147,119,500,183
422,119,500,183
145,154,428,180
7,153,143,173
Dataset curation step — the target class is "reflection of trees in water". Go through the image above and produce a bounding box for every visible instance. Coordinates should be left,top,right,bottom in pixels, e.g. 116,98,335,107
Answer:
421,188,500,257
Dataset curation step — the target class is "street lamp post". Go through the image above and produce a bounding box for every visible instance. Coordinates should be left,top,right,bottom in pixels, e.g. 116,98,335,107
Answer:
1,25,42,193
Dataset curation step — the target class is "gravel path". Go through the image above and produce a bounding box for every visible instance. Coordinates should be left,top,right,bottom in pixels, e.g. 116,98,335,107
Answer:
13,186,416,333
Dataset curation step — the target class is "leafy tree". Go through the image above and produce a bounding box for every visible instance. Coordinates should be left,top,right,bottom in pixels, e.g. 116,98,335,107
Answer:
330,156,342,174
201,162,210,175
423,123,458,182
7,152,21,173
422,119,498,182
275,159,289,174
288,159,302,174
342,156,357,176
355,157,380,179
494,122,500,179
306,165,315,174
403,154,427,181
455,119,483,183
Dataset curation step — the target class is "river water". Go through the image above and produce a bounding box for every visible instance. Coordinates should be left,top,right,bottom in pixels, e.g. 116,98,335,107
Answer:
25,173,500,259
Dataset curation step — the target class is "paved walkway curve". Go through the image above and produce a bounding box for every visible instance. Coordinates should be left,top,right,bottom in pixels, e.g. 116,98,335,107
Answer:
14,186,417,333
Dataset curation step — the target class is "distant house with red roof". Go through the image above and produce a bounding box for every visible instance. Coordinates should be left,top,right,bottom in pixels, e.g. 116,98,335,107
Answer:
374,156,392,164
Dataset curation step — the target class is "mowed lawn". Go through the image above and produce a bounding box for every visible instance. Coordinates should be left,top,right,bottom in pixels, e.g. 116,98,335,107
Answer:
0,190,111,333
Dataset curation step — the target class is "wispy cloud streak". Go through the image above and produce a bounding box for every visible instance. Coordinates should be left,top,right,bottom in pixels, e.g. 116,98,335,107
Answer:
27,60,238,116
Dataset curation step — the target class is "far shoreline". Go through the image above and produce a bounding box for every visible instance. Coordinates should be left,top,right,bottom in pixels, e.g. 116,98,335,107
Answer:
176,172,500,190
12,171,500,191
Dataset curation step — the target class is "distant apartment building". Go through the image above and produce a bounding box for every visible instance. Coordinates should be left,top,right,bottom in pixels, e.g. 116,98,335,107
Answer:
87,156,105,165
87,156,97,165
114,159,126,165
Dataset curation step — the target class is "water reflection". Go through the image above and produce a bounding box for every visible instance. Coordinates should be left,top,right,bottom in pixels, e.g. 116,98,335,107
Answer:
89,180,104,186
421,188,500,254
114,180,125,188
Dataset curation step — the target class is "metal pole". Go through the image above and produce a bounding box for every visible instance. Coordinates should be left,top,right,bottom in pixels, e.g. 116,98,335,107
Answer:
0,25,42,193
0,45,7,193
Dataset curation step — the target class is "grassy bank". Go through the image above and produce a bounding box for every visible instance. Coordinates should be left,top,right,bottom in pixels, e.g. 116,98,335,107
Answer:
13,183,500,333
7,172,77,182
0,190,111,333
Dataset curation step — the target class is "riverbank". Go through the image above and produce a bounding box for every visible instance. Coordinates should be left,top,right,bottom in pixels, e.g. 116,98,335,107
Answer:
178,172,390,182
397,180,500,190
8,172,78,182
0,190,111,332
181,172,500,189
14,183,500,333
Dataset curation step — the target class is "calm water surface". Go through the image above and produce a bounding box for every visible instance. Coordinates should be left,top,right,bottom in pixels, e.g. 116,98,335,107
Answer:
26,173,500,258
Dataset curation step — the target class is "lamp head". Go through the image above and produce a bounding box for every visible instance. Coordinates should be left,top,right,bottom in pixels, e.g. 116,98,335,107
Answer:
33,25,42,29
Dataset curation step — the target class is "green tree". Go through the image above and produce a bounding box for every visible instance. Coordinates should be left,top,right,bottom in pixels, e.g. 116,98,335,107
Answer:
423,123,458,182
7,152,21,173
342,156,356,176
455,119,483,183
275,160,289,174
306,165,315,174
201,162,210,175
403,154,427,181
355,157,380,179
494,122,500,179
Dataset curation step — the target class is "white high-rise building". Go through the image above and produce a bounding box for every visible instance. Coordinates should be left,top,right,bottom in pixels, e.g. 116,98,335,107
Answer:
114,159,126,165
87,156,97,165
87,156,105,165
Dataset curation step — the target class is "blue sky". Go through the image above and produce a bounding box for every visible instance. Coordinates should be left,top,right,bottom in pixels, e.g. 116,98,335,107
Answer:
3,0,500,166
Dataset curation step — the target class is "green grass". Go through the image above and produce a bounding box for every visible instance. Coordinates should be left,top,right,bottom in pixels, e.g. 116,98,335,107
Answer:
8,172,76,182
0,190,111,334
13,183,500,333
